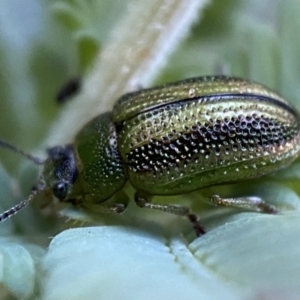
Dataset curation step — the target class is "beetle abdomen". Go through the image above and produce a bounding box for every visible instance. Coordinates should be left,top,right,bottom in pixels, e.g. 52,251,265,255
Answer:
118,92,300,195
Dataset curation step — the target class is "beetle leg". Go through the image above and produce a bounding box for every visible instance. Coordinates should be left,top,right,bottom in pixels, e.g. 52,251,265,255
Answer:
81,202,127,214
80,190,130,214
57,202,128,224
134,192,206,236
210,194,279,214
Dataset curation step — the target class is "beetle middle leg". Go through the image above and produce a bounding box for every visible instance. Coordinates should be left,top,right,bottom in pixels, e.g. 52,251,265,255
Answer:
210,194,279,214
134,192,206,236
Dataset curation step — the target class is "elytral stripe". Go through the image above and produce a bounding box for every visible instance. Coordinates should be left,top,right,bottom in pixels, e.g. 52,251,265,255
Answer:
126,113,299,173
134,93,299,120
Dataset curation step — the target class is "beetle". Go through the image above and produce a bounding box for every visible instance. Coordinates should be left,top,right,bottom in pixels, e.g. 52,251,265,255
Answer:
1,76,299,236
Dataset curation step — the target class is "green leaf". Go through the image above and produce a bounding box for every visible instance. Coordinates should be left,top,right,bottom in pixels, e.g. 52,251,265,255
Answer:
75,32,99,72
51,1,83,31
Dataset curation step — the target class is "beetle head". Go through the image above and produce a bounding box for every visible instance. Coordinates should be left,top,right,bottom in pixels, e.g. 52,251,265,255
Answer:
0,141,79,222
42,145,78,201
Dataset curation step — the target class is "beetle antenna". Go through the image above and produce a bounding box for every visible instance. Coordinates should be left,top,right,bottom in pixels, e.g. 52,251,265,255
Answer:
0,139,45,165
0,189,40,222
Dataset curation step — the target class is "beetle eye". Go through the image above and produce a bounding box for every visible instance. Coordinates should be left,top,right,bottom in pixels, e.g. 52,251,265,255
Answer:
53,182,68,200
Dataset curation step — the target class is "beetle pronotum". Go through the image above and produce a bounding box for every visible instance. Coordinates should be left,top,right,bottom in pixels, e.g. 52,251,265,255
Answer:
1,76,299,236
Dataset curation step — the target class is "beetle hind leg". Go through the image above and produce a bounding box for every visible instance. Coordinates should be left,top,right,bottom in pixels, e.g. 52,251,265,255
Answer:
134,192,206,236
210,194,279,214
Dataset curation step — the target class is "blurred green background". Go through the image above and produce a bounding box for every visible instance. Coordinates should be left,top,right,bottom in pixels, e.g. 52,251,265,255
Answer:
1,0,300,298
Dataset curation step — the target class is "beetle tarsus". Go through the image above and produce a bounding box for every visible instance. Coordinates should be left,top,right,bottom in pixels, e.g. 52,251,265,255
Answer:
210,194,280,214
135,192,205,236
109,203,127,214
187,213,206,236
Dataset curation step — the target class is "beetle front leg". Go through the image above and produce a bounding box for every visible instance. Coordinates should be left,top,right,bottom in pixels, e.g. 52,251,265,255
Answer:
92,203,127,214
75,201,127,214
210,194,279,214
134,192,205,236
80,190,130,214
58,201,128,224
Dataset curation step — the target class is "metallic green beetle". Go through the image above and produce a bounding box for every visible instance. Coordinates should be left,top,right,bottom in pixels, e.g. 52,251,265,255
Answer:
1,76,300,236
